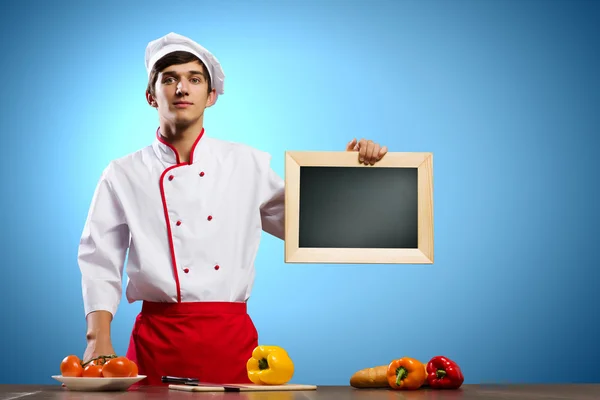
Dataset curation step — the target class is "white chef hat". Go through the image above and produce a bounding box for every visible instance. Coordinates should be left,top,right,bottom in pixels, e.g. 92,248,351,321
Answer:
145,32,225,98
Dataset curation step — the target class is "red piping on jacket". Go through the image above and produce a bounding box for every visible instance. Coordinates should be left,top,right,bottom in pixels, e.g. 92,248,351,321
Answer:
156,127,205,303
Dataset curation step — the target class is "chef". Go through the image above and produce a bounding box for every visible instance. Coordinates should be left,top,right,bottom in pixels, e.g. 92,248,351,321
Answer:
78,32,388,386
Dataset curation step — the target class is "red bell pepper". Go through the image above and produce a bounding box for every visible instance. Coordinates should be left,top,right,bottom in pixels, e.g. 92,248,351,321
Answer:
426,356,464,389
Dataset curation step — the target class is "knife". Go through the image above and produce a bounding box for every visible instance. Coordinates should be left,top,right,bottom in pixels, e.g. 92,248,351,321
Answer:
161,376,199,384
161,376,243,392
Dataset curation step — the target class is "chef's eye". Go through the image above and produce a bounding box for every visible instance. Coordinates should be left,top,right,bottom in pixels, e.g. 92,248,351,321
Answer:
190,77,201,84
163,77,176,84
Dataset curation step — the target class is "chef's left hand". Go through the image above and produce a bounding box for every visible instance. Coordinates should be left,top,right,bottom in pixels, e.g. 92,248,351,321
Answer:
346,138,388,165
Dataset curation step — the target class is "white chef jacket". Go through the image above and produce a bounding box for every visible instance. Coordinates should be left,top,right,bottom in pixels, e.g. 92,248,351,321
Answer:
78,129,285,317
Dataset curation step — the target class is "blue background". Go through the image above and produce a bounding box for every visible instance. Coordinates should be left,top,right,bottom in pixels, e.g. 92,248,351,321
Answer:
1,0,599,386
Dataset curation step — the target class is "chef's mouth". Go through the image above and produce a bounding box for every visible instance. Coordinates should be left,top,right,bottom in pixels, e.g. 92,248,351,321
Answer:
173,102,194,109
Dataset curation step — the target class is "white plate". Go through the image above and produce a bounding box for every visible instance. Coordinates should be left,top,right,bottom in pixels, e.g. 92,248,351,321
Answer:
52,375,147,391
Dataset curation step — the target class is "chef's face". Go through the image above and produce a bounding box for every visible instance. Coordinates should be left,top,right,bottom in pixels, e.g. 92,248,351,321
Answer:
147,60,216,126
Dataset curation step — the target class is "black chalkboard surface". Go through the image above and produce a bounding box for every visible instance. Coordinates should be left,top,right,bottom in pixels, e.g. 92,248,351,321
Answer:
284,151,434,264
298,166,418,249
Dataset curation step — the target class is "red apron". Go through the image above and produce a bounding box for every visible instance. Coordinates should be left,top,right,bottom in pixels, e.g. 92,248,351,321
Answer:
125,301,258,386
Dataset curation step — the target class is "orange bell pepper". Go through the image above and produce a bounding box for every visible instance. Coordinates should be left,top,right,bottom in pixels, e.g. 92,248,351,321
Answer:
387,357,427,390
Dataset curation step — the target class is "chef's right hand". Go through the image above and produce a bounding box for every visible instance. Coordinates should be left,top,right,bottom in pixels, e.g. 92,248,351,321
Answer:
83,338,116,365
83,310,115,364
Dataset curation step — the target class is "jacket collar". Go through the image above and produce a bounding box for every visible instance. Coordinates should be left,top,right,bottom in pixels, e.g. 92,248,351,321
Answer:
152,127,205,165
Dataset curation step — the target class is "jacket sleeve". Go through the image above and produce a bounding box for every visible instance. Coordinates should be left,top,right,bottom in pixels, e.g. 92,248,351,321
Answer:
259,155,285,240
78,163,130,318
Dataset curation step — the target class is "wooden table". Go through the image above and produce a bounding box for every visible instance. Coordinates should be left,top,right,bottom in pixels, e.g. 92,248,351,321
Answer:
1,384,599,399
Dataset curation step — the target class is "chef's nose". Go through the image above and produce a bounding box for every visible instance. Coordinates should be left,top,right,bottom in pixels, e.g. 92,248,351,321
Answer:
176,81,189,95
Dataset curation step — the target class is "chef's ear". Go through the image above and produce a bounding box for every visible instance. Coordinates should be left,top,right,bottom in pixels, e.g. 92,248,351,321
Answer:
205,88,217,108
146,90,158,108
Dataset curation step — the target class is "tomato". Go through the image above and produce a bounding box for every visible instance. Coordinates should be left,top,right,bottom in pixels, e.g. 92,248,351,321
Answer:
82,364,103,378
129,360,138,377
102,357,134,378
60,355,83,377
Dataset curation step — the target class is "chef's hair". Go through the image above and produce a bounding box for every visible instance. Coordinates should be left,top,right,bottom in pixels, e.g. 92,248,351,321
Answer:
146,51,213,97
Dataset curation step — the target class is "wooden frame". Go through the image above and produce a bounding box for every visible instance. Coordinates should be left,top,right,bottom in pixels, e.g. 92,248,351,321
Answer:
284,151,434,264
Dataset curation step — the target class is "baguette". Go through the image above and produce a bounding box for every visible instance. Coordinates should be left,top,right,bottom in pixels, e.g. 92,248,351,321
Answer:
350,362,430,388
350,365,388,388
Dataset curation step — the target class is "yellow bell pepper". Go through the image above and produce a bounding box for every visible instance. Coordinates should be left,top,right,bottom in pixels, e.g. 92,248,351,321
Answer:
247,345,294,385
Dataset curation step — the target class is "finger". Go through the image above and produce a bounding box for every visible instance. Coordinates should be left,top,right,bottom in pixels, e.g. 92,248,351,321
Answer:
364,141,375,165
369,144,380,164
346,138,357,151
378,145,388,159
358,138,368,162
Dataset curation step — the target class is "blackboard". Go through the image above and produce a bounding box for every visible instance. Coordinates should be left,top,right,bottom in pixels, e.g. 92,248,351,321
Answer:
298,166,418,249
284,151,433,264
